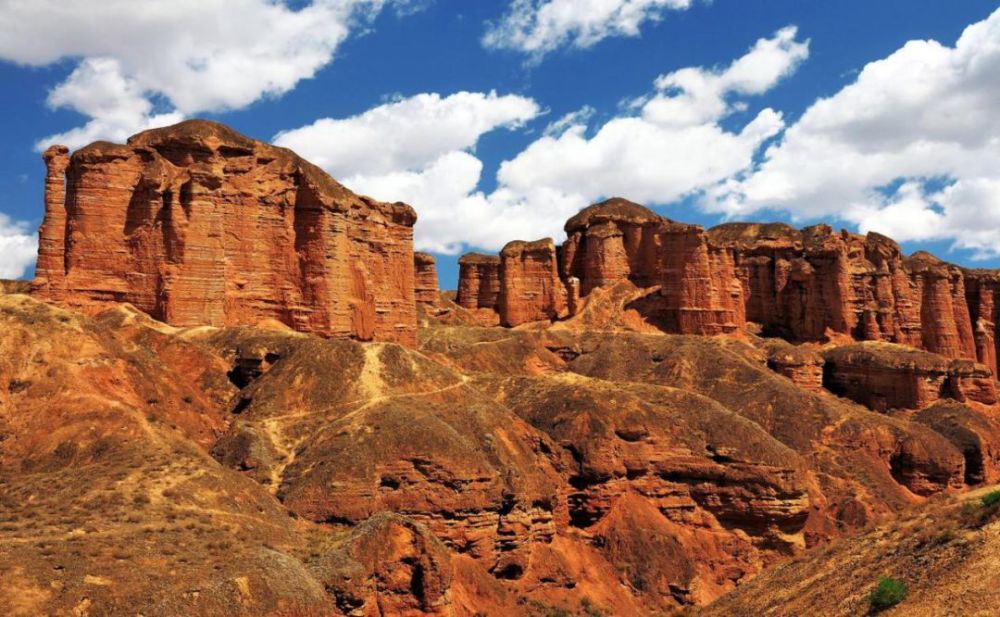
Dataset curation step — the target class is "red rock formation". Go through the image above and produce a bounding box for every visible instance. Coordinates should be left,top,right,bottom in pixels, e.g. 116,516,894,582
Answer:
965,271,1000,377
32,120,417,345
762,339,824,391
456,253,501,310
414,251,440,307
33,145,71,295
709,223,993,371
908,252,977,362
822,342,997,412
659,220,746,335
498,238,568,327
562,197,662,295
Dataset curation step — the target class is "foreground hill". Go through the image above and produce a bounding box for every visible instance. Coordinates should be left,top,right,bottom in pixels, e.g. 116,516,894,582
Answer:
3,288,999,615
700,485,1000,616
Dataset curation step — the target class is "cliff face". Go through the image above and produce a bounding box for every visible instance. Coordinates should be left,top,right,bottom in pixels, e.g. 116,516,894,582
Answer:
414,252,440,308
32,120,418,345
498,238,568,327
659,220,746,335
456,253,501,310
449,198,1000,380
562,197,662,295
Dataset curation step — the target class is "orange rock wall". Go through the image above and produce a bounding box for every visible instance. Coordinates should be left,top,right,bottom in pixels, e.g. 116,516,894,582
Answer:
32,120,417,345
498,239,568,327
659,222,746,336
456,254,502,310
414,252,440,307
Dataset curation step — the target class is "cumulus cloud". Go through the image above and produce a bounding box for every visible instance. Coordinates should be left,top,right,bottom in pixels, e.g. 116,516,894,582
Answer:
713,7,1000,258
276,27,807,254
492,26,807,221
274,91,543,253
275,91,541,178
0,213,37,279
483,0,693,59
0,0,408,150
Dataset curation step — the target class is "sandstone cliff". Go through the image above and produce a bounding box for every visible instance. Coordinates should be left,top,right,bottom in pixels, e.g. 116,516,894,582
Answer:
32,120,418,345
449,198,1000,377
414,251,440,308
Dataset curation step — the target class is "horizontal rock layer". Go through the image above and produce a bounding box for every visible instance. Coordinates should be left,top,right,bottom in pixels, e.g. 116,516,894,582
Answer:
456,198,1000,374
32,119,418,345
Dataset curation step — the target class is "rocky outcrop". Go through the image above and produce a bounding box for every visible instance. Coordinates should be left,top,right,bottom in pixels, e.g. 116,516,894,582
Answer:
414,252,440,308
659,220,746,335
964,271,1000,378
498,238,568,327
822,342,998,412
31,119,418,345
456,253,501,310
33,145,70,294
561,198,662,295
762,338,825,391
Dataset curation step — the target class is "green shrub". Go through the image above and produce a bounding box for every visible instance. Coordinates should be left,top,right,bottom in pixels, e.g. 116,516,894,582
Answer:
869,577,907,612
981,490,1000,508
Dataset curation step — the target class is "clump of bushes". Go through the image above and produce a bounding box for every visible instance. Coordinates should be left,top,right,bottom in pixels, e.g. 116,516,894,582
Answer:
981,489,1000,508
869,577,907,612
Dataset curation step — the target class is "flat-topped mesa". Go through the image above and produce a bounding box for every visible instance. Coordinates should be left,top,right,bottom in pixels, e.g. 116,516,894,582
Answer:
562,197,663,295
822,342,997,411
31,119,418,345
413,252,440,308
498,238,568,327
455,253,501,310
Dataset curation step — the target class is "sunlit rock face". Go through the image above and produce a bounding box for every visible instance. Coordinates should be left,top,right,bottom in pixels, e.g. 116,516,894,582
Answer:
32,119,418,345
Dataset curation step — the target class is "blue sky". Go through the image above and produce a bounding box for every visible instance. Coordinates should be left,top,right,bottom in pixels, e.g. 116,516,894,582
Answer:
0,0,998,288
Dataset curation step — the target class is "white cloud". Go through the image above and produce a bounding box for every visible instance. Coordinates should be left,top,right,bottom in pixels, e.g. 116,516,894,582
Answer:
483,0,693,59
275,27,807,254
274,91,544,253
493,26,806,215
0,213,37,279
274,91,540,177
713,8,1000,257
0,0,408,150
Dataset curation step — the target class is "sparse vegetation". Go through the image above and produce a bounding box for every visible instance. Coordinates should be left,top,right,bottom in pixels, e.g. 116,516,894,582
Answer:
869,577,907,612
981,489,1000,508
581,597,607,617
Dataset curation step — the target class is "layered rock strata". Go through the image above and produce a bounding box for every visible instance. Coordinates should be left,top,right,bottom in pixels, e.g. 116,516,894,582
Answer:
762,338,825,391
456,253,501,310
498,238,568,327
822,342,998,411
457,198,746,334
32,119,418,345
414,252,440,308
561,198,662,295
451,199,1000,374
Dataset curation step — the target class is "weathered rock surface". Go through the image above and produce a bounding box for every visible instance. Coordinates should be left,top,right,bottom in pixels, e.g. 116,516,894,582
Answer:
0,279,31,295
762,338,825,391
823,342,998,412
913,400,1000,486
561,197,662,295
420,326,968,532
700,486,1000,617
414,251,440,308
659,219,746,335
498,238,568,327
32,119,418,345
